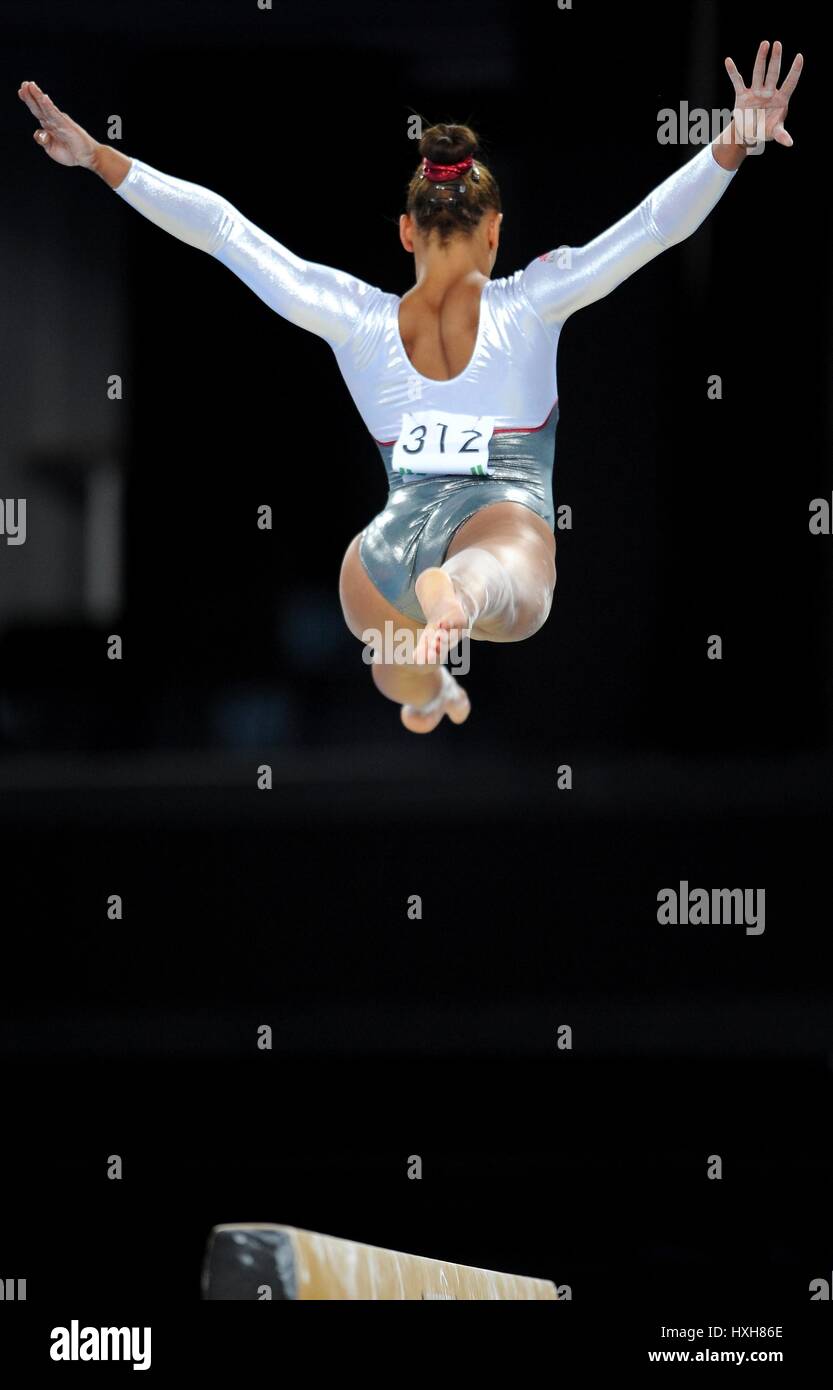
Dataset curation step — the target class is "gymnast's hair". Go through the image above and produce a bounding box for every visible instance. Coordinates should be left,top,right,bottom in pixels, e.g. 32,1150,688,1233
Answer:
406,122,501,246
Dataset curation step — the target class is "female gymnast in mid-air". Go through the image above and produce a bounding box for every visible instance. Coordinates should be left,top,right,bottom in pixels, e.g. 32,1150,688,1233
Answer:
19,41,801,733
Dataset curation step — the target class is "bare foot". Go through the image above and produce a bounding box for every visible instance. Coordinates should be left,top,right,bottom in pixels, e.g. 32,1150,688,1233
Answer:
414,567,471,666
401,667,471,734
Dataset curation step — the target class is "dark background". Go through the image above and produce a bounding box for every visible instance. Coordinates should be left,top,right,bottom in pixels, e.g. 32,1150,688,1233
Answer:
1,0,831,1338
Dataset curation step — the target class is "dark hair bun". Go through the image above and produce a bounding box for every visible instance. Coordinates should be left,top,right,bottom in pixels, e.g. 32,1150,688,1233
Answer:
406,120,499,245
418,123,478,165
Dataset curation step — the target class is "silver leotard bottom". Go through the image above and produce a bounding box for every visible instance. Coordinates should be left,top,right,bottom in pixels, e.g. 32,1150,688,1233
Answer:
359,405,558,622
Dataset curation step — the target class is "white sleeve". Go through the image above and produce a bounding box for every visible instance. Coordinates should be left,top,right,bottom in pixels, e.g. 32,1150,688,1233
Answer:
520,142,740,327
112,157,379,348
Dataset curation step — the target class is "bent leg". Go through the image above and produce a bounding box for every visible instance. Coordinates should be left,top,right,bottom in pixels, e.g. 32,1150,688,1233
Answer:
339,534,471,733
414,502,556,659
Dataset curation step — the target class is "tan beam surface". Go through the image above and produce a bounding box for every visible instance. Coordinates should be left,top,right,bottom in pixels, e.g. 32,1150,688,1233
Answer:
203,1223,557,1300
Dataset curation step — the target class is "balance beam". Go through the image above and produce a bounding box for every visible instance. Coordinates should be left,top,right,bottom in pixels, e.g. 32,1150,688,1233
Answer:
202,1223,557,1300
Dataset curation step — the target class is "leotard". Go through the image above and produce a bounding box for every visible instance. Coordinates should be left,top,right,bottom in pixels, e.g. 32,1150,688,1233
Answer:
114,143,738,620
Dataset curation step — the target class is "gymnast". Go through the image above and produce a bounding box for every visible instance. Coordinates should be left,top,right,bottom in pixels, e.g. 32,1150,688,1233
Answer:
18,40,802,733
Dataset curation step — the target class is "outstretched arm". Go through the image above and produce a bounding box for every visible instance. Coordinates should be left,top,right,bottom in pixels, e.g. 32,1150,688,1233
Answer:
17,80,379,349
521,39,803,327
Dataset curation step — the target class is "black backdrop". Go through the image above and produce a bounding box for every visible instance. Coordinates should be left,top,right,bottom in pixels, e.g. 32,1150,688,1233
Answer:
1,0,831,1362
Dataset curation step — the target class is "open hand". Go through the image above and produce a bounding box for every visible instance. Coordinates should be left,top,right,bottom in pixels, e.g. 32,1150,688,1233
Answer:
725,41,803,149
18,80,98,167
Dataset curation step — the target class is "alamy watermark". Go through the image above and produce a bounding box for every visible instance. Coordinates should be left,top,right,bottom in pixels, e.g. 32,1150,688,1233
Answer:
0,498,26,545
362,620,471,676
50,1321,151,1371
657,881,765,935
657,104,767,155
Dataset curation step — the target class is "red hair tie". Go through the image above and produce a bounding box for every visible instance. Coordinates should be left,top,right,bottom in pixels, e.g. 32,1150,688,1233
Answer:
422,155,474,182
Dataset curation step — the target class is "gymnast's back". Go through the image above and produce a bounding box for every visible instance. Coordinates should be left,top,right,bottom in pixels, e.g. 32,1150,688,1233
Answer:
112,142,738,444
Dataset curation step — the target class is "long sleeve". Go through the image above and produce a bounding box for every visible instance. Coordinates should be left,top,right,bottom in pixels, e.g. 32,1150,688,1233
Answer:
520,142,739,327
112,157,380,348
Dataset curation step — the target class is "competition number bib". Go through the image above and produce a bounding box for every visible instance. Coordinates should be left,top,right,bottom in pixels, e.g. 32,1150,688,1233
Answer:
392,411,495,477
